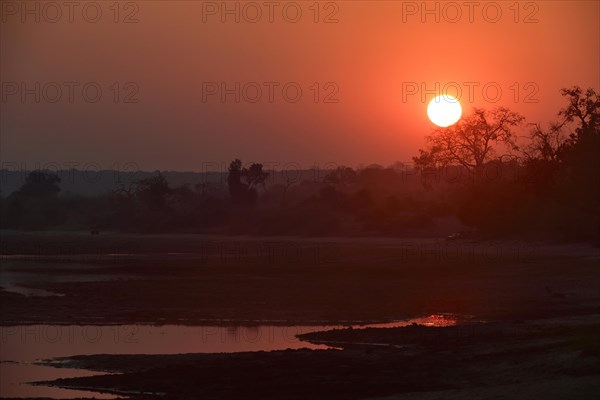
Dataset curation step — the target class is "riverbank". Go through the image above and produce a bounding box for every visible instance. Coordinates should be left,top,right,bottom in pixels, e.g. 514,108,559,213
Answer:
30,313,600,399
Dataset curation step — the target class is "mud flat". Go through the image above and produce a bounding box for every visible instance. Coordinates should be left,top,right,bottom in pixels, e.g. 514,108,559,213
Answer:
1,232,599,398
2,232,599,326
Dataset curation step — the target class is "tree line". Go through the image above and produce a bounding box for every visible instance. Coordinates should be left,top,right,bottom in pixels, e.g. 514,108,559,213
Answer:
1,86,598,241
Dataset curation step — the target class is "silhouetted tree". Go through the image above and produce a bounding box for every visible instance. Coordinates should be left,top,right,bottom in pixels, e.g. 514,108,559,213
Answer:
227,159,268,205
135,173,172,210
324,166,357,187
16,171,61,197
559,86,599,133
242,163,269,190
449,87,600,239
551,86,600,238
523,122,568,164
414,107,524,181
5,171,63,229
228,159,251,205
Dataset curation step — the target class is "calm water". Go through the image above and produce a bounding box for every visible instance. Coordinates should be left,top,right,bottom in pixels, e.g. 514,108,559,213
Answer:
0,315,458,398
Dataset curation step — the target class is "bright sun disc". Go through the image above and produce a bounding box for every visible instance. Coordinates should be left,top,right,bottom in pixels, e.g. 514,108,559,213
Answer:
427,95,462,127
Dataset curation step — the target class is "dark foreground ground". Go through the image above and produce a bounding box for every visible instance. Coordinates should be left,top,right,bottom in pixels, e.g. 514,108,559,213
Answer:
1,232,599,399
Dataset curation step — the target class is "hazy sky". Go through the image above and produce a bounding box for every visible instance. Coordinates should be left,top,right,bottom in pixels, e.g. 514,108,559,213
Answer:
1,1,599,171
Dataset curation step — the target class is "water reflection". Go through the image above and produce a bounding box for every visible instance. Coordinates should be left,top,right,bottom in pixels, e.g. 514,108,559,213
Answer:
0,363,122,399
1,315,459,399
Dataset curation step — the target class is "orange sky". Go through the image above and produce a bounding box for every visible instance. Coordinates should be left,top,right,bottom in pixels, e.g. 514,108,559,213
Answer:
1,1,599,171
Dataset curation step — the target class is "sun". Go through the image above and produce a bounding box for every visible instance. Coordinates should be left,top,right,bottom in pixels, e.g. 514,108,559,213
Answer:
427,95,462,127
